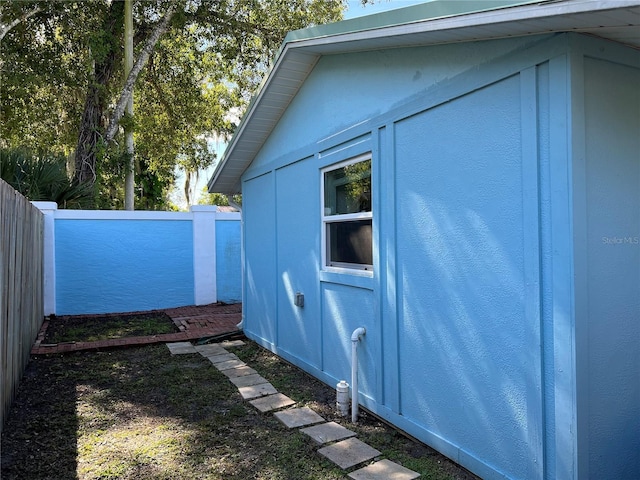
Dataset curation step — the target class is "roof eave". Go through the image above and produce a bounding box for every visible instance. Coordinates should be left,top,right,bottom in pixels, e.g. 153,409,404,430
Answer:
208,0,640,194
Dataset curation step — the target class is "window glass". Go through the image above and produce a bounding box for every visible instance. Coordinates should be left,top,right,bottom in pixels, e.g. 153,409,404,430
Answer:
322,156,372,272
324,159,371,216
327,220,373,267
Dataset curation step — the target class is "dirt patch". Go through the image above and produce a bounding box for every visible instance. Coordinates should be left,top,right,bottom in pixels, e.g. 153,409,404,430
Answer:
43,312,179,344
233,343,481,480
3,330,480,479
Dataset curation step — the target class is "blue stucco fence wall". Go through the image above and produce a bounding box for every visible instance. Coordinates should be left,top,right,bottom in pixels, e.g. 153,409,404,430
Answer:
33,204,241,316
55,218,194,314
215,219,242,305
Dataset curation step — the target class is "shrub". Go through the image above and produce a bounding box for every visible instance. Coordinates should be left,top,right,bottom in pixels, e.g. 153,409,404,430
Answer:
0,148,94,208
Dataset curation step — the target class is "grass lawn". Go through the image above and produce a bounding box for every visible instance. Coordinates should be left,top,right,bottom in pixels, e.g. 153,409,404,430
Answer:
1,339,478,479
43,312,179,343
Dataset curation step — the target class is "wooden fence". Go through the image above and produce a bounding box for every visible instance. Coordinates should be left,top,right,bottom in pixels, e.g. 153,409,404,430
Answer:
0,179,44,433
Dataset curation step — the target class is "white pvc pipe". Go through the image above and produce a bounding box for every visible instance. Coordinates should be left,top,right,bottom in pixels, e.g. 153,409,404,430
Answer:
351,327,366,423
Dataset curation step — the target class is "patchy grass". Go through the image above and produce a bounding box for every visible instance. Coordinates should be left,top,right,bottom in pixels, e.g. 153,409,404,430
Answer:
232,342,479,480
2,340,479,479
44,312,178,343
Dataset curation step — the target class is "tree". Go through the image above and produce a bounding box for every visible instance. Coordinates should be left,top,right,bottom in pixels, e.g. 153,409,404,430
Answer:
1,1,347,210
1,3,93,154
0,4,40,42
197,186,241,209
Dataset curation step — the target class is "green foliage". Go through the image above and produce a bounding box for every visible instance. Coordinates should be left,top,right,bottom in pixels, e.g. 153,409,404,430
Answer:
0,2,100,153
0,148,94,208
1,0,346,210
197,186,242,207
94,143,174,210
343,158,371,211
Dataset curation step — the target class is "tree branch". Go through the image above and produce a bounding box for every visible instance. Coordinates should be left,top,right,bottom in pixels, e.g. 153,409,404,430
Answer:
105,4,176,143
0,6,41,41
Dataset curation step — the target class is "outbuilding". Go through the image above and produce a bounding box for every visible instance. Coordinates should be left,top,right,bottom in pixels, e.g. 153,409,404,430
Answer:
208,1,640,478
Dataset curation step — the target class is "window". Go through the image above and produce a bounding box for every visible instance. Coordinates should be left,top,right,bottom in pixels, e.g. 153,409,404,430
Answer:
322,154,372,272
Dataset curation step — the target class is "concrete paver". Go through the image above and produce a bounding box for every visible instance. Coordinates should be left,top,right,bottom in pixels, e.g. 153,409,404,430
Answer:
238,382,278,399
213,359,246,371
318,437,381,470
274,407,325,428
167,342,197,354
221,340,245,347
347,459,420,480
222,365,258,378
300,421,357,445
229,373,270,388
205,353,238,364
249,393,296,412
195,344,227,356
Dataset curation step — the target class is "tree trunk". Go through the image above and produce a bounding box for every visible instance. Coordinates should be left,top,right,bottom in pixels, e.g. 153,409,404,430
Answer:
75,2,175,188
0,6,41,42
123,0,135,210
104,5,176,143
74,1,123,186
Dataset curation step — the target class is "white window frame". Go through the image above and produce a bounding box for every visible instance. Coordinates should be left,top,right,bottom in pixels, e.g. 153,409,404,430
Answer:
321,153,373,275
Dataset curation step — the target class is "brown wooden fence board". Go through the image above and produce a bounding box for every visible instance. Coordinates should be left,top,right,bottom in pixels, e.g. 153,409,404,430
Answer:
0,179,44,433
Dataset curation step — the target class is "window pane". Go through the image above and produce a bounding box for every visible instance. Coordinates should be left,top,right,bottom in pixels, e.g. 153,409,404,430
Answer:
324,159,371,215
328,220,372,267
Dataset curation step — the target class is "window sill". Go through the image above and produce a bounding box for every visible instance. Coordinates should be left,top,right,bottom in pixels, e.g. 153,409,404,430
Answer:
319,269,374,290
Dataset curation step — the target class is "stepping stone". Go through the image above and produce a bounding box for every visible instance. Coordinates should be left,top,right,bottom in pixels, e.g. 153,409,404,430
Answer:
318,437,381,470
213,359,246,371
249,393,296,412
238,382,278,399
166,342,196,354
229,373,269,388
348,459,420,479
274,407,324,428
195,344,227,356
205,353,238,364
222,365,258,378
300,421,357,445
221,339,245,347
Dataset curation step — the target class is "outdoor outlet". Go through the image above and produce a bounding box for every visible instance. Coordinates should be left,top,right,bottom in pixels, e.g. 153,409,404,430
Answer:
294,292,304,308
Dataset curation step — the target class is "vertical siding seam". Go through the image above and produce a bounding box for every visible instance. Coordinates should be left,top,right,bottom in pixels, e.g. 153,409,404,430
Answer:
373,126,383,407
390,121,402,415
316,152,325,372
272,170,280,349
548,52,578,480
567,38,589,480
521,64,545,480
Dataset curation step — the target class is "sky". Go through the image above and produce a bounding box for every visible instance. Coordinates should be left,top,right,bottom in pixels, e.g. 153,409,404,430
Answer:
345,0,425,19
185,1,426,208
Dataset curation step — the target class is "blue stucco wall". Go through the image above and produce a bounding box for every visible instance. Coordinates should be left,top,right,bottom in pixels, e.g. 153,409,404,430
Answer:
577,54,640,479
394,73,540,478
55,219,194,315
215,219,242,303
253,35,549,171
240,33,640,480
275,160,323,367
242,35,557,480
243,173,277,343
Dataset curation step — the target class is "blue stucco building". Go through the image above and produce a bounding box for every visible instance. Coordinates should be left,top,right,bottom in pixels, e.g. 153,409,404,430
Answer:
208,1,640,479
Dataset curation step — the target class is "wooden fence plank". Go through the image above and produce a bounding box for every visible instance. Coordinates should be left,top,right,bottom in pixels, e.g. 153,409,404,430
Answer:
0,179,44,433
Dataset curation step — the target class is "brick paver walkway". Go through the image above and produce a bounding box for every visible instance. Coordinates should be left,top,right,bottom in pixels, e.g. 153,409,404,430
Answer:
31,303,242,355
